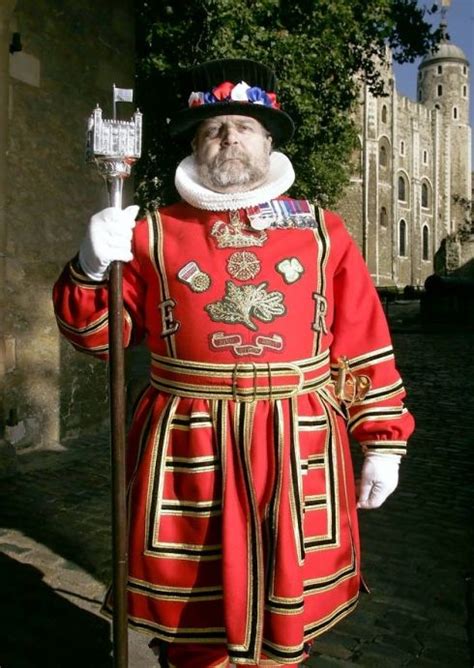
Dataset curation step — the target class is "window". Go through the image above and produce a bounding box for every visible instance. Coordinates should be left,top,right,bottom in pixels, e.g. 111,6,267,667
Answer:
437,65,443,74
381,105,388,123
399,219,407,257
463,85,467,98
463,66,467,75
379,144,387,167
453,106,458,120
398,175,407,202
437,84,443,96
422,225,430,261
421,182,429,208
423,150,428,165
380,207,388,227
400,140,405,156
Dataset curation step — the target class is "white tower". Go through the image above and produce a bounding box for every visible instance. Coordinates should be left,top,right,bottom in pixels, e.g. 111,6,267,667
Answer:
417,20,471,236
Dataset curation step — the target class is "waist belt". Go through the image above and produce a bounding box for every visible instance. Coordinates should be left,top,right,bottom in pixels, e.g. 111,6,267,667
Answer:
150,351,332,402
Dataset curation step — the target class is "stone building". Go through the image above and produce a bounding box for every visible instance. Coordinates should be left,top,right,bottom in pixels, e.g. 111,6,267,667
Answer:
336,26,472,287
0,0,135,462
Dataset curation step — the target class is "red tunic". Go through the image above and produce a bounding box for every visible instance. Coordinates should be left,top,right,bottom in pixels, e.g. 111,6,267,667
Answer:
53,201,414,665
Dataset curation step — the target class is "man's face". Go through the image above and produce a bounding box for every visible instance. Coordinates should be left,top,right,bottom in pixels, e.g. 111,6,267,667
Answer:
192,115,272,193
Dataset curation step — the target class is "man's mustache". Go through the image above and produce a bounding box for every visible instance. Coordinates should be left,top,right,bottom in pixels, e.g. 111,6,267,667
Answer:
212,147,249,167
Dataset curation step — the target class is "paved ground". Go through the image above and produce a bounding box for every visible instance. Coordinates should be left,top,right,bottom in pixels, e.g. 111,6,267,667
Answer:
0,301,473,667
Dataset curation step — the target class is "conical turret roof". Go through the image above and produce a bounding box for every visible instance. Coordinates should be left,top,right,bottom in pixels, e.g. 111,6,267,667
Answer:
420,23,469,68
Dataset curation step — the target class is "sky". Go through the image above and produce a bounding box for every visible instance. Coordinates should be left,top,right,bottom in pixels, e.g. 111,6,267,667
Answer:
392,0,474,161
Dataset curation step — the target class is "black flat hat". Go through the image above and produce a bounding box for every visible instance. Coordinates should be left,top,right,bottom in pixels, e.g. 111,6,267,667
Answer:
169,58,294,147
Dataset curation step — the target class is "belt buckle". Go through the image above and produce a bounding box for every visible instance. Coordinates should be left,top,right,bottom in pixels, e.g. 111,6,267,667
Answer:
232,363,258,403
286,363,305,398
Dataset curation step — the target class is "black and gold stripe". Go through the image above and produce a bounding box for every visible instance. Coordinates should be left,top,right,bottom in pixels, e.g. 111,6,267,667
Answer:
160,499,222,517
354,379,405,405
228,401,263,661
148,210,177,358
68,256,107,288
361,440,408,455
304,402,339,551
304,594,359,640
348,406,405,432
128,577,222,602
304,546,357,596
289,396,305,565
145,395,179,555
311,206,330,356
331,346,394,373
165,456,220,472
56,312,108,337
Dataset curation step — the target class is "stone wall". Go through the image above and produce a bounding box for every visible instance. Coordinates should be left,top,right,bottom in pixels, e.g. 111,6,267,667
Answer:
1,0,135,454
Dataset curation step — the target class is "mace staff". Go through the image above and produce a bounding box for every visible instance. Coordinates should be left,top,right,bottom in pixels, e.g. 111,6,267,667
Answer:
86,93,142,668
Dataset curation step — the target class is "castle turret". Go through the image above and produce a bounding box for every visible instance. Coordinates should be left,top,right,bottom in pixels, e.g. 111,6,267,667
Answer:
417,21,471,235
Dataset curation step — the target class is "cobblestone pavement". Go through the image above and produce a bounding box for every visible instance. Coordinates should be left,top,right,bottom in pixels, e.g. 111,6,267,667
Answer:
0,302,473,667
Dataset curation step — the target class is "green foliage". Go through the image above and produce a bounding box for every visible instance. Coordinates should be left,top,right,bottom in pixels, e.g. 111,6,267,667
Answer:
134,0,442,209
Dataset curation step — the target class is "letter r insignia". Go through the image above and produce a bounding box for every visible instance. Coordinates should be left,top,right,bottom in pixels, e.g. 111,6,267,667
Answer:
312,292,328,334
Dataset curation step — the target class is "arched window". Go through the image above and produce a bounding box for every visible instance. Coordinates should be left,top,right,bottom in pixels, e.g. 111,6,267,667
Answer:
463,66,467,75
380,207,388,227
398,175,407,202
421,182,429,208
422,225,430,261
437,84,443,96
399,220,407,257
381,105,388,123
379,144,387,167
437,65,443,74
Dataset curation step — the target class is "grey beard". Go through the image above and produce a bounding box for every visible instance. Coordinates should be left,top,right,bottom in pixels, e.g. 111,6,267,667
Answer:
196,149,270,191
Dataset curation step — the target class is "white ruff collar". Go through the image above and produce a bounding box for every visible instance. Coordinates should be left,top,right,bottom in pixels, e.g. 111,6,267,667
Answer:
174,151,295,211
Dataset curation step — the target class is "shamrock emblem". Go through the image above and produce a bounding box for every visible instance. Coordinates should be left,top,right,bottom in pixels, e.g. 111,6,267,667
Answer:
276,258,304,284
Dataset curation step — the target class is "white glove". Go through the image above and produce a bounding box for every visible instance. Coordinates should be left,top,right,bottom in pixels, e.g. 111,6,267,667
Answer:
357,453,401,510
78,205,139,281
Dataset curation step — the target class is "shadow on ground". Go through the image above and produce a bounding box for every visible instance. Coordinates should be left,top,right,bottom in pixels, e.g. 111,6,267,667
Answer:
0,553,112,667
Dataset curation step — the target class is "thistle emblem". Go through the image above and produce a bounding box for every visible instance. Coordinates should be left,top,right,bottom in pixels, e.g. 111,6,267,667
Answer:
205,281,286,331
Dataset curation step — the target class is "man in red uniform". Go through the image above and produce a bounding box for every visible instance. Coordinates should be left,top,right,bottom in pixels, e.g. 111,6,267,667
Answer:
53,59,414,667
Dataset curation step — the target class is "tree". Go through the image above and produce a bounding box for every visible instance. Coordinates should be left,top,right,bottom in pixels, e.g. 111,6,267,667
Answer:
134,0,442,209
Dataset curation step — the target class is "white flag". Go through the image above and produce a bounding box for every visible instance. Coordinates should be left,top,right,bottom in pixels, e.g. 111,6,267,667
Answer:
113,86,133,103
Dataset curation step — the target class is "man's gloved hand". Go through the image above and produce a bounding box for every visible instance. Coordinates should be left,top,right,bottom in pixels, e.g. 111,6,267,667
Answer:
357,453,401,510
78,205,139,281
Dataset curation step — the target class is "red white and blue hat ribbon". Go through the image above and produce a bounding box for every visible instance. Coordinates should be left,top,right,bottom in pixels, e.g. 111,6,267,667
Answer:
188,80,280,110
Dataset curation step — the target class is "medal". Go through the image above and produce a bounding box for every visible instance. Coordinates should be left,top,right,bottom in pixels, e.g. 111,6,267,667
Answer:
246,199,317,230
246,204,275,230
